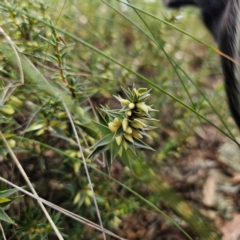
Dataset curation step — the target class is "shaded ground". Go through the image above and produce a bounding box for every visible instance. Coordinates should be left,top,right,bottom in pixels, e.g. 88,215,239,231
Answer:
114,125,240,240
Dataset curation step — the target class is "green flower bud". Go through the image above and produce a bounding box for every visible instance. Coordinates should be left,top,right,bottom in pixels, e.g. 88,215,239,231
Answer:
133,88,140,97
76,106,85,116
128,103,135,109
118,146,123,156
125,126,133,134
113,118,122,126
74,161,81,174
136,102,149,113
137,88,147,94
116,136,123,145
123,140,128,150
122,118,129,131
0,105,14,115
84,196,91,206
73,192,81,204
126,110,132,116
119,99,130,105
124,133,134,143
132,130,143,139
10,96,22,107
86,190,93,197
108,122,117,132
108,118,122,132
130,119,146,129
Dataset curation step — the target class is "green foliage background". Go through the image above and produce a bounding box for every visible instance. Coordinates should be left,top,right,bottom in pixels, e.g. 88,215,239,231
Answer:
0,0,236,239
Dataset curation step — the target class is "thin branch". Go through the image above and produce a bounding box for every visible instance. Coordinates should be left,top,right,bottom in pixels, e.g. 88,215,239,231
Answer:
0,222,7,240
0,27,24,89
0,177,126,240
0,132,64,240
62,103,106,240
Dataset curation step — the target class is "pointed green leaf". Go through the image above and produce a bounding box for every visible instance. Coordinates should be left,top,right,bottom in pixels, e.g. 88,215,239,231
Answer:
88,145,109,160
96,108,108,126
92,121,111,135
107,141,122,166
0,208,14,224
120,148,133,172
133,138,155,151
121,86,132,100
79,125,98,138
0,198,10,204
0,195,24,208
90,133,115,149
0,188,19,198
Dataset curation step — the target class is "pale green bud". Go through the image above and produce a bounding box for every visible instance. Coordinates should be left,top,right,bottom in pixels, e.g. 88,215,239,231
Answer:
116,136,123,145
86,190,93,197
122,118,129,131
132,130,143,139
74,161,81,174
137,88,147,94
126,110,132,116
118,146,123,156
10,96,22,107
8,139,16,148
123,140,128,150
113,118,122,126
108,122,119,133
84,196,91,206
119,99,130,105
128,103,135,109
109,216,121,229
130,119,146,129
108,118,122,132
76,107,85,116
73,192,81,204
125,126,133,134
136,102,149,113
124,133,134,143
0,105,14,115
133,88,140,97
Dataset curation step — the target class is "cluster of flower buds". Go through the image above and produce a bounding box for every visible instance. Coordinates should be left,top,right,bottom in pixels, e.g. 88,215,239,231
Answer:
107,87,157,152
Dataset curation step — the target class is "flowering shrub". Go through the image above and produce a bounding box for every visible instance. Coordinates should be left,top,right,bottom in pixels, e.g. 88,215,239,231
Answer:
89,87,158,169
